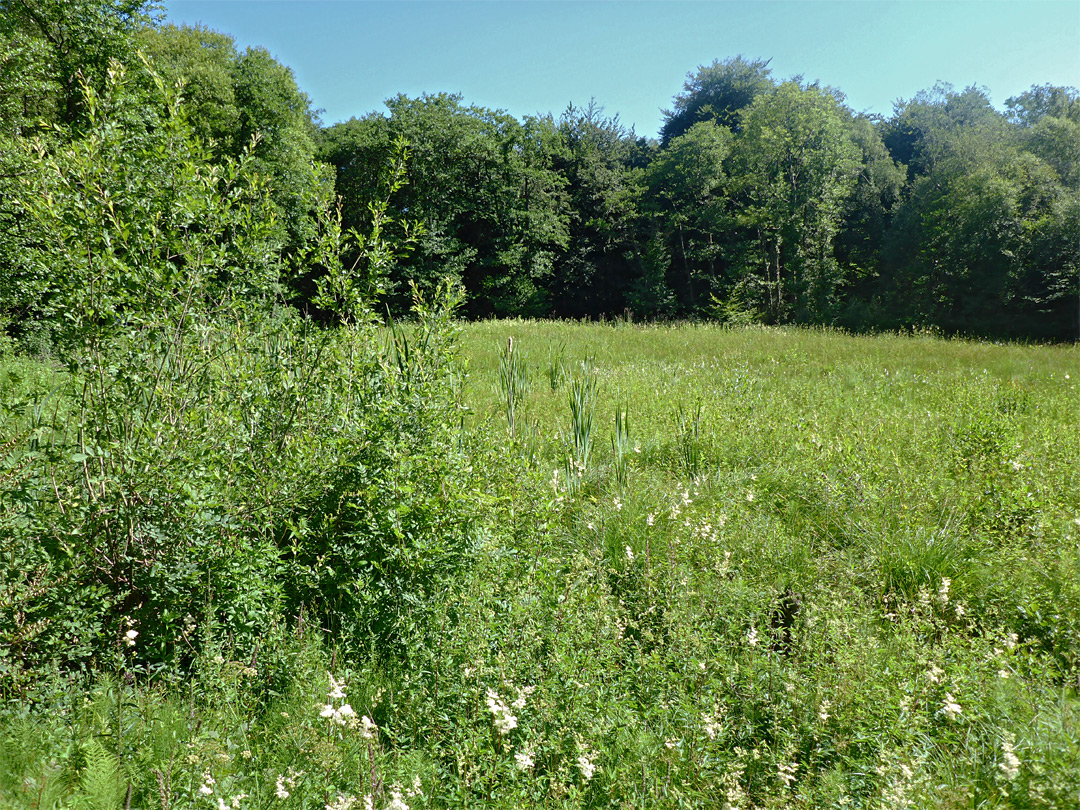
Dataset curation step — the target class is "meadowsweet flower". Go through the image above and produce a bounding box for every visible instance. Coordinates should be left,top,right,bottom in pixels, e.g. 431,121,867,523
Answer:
664,738,677,750
511,685,535,711
485,689,518,735
1005,632,1019,650
199,774,215,795
514,744,535,771
124,629,138,647
702,713,721,740
625,545,634,561
818,699,832,723
362,797,373,810
926,664,944,684
407,776,422,798
325,795,356,810
669,503,681,520
745,490,754,503
999,736,1020,781
777,760,798,788
359,715,377,739
940,693,962,721
328,673,347,700
998,668,1010,679
385,787,409,810
746,626,759,647
646,513,655,527
937,578,951,605
577,753,597,781
613,496,622,511
275,776,290,799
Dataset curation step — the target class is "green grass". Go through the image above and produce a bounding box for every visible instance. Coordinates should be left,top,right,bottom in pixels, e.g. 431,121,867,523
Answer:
3,320,1079,809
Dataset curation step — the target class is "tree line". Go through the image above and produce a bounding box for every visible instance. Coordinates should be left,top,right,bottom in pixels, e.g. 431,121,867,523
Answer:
2,1,1077,341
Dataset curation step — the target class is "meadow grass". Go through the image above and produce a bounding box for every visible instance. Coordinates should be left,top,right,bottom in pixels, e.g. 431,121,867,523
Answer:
2,320,1078,809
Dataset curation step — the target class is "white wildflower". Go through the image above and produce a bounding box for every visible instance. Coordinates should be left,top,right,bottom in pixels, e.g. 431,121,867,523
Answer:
1009,459,1024,472
124,629,138,647
746,626,759,647
613,496,622,511
777,760,798,788
937,577,951,605
664,738,677,750
328,673,347,701
385,787,409,810
1005,632,1019,650
275,776,290,800
954,602,966,619
745,490,754,503
702,712,721,740
485,689,518,735
625,545,634,562
511,685,535,711
359,715,377,739
818,699,832,723
362,797,374,810
998,668,1010,679
646,513,655,527
199,774,215,795
407,775,423,798
633,442,641,453
926,664,944,684
325,795,356,810
940,693,962,721
514,744,535,771
999,736,1021,781
577,753,597,781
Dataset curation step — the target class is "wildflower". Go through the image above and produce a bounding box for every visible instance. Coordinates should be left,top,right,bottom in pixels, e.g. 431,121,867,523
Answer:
1005,632,1019,650
664,738,677,750
954,602,966,619
613,496,622,511
586,521,595,531
124,629,138,648
240,750,252,760
999,736,1021,781
625,545,634,562
240,666,257,677
212,654,225,665
777,760,798,788
818,699,832,723
681,489,692,506
359,715,377,739
937,577,951,605
633,442,641,453
328,673,347,701
486,689,518,735
926,664,944,684
940,693,962,721
385,787,409,810
199,774,215,795
515,745,535,771
362,797,374,810
702,713,721,740
406,776,423,798
577,753,597,781
646,513,655,527
669,503,681,520
998,668,1010,679
745,490,754,503
275,776,290,800
746,626,759,647
1009,459,1024,472
325,795,356,810
510,685,535,711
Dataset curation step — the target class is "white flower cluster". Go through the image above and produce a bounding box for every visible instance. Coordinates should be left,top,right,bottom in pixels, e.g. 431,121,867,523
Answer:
940,693,962,721
514,744,535,772
216,794,248,810
999,735,1021,781
274,768,303,800
318,673,358,728
198,773,216,795
486,684,533,736
777,760,798,788
577,753,597,781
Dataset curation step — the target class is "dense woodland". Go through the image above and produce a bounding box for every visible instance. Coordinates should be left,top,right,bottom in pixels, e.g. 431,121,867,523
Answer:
2,1,1077,342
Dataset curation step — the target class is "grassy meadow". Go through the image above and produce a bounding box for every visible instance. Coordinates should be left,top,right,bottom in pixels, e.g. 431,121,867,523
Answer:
2,320,1079,809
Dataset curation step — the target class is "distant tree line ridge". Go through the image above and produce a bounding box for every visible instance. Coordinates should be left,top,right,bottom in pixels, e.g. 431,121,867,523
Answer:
2,1,1077,340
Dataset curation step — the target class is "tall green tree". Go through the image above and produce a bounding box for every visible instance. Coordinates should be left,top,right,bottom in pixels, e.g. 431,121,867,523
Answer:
641,121,732,312
660,55,774,145
728,82,861,322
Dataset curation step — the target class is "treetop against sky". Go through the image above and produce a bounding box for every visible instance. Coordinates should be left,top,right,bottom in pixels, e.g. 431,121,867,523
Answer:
161,0,1080,137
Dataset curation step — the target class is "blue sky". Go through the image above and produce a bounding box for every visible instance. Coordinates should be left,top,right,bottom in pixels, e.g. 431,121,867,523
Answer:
161,1,1080,138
